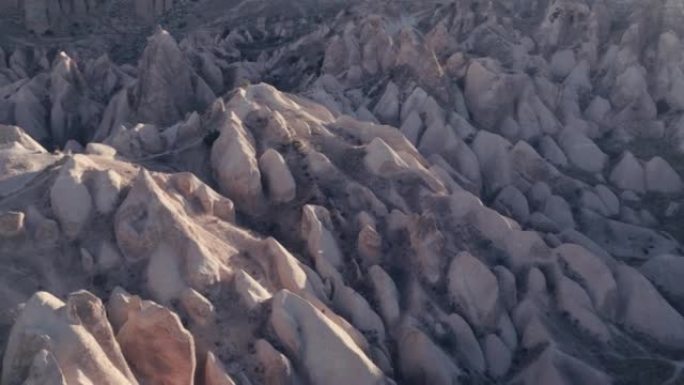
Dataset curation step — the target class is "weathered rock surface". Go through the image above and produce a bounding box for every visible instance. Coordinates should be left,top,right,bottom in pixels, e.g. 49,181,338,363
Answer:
3,2,684,384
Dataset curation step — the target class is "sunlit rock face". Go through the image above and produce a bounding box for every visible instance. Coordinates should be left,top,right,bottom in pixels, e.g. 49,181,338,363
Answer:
3,1,684,384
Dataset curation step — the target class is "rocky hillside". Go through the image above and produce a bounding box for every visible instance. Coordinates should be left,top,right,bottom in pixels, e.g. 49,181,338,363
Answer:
2,0,684,384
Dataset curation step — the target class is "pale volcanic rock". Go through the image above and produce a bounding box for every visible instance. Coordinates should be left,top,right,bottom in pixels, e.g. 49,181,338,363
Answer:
513,346,611,385
398,325,461,385
538,135,568,168
3,3,684,384
465,59,522,130
471,130,513,194
595,185,620,216
609,151,645,193
113,169,247,301
357,223,382,266
368,265,401,328
269,290,388,385
447,252,500,331
135,28,213,126
445,313,485,373
482,334,512,379
205,352,237,385
543,195,575,230
254,339,299,385
615,265,684,349
333,285,386,346
234,270,272,310
373,82,400,124
114,293,196,385
49,158,93,239
611,65,649,110
493,266,517,311
0,211,25,237
640,254,684,304
85,142,117,157
49,52,100,147
550,49,577,80
555,275,610,340
553,244,617,315
2,291,138,385
558,128,607,174
580,189,609,216
301,204,344,282
134,0,173,21
210,111,264,214
644,156,683,194
23,0,53,35
92,169,122,215
493,185,530,223
585,96,612,125
364,137,410,175
18,349,66,385
179,287,214,325
0,124,46,153
259,148,296,203
528,181,552,209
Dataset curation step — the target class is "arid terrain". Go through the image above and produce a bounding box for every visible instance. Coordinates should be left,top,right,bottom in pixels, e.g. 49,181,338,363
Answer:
2,0,684,384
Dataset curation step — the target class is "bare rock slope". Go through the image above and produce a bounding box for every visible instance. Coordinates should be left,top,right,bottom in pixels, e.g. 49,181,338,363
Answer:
3,1,684,384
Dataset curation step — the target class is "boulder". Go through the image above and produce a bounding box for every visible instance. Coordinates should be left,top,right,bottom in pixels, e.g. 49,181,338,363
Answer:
135,28,211,126
364,137,409,175
259,148,296,203
234,270,271,310
610,151,645,193
333,285,386,342
85,143,117,157
115,294,196,385
373,82,400,124
211,112,264,213
595,185,620,216
205,352,237,385
512,346,611,385
539,135,568,168
398,325,461,385
0,211,25,237
482,334,512,378
301,205,344,283
645,156,683,193
493,185,530,223
471,130,513,194
368,265,400,327
49,160,92,239
445,313,485,373
580,189,609,216
554,244,617,315
269,290,388,385
640,254,684,305
2,291,137,385
543,195,575,230
254,339,299,385
447,252,500,330
616,265,684,349
465,59,522,130
585,96,611,125
494,266,517,311
555,275,610,340
92,170,122,215
528,181,552,209
558,128,607,173
550,49,576,79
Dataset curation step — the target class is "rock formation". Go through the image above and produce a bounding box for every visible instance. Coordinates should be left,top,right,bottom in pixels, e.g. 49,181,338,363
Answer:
2,1,684,385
